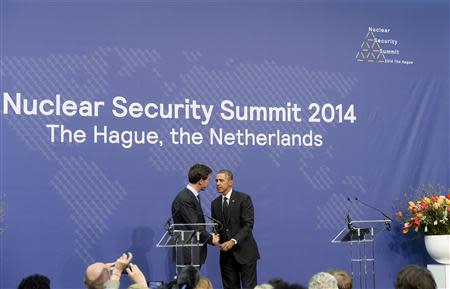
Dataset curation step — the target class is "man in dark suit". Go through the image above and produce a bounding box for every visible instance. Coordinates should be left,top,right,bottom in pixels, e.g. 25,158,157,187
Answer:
211,169,260,289
171,164,220,269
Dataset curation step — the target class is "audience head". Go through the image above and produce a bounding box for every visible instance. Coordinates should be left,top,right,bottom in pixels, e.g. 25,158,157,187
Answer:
265,278,306,289
159,280,177,289
394,265,436,289
177,266,200,289
255,284,274,289
268,278,289,289
195,277,213,289
327,269,352,289
308,272,338,289
288,284,307,289
17,274,50,289
84,263,110,289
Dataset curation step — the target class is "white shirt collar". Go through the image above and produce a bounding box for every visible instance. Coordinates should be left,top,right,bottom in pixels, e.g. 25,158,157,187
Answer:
223,188,233,200
186,184,199,198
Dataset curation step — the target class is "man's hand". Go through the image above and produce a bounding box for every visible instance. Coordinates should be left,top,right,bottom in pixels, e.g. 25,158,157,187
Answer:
111,252,133,280
105,262,116,271
212,233,220,245
220,240,236,252
126,263,148,287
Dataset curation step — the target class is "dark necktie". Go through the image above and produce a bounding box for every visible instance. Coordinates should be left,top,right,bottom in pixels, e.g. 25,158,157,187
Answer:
197,195,205,222
222,197,229,220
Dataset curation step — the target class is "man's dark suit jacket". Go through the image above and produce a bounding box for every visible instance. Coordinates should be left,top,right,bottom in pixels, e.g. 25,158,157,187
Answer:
211,190,260,264
171,187,211,264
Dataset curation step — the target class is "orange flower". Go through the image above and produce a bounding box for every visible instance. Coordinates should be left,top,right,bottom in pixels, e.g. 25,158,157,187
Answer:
399,190,450,235
419,202,428,210
402,222,410,234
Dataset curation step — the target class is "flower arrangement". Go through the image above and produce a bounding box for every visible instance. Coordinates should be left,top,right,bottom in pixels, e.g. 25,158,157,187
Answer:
396,194,450,235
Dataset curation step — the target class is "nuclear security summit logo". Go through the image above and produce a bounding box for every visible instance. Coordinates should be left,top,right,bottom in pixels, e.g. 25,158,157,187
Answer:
355,27,413,65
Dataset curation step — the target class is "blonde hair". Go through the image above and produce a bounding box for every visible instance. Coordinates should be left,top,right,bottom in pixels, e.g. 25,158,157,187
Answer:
254,284,274,289
195,277,213,289
309,272,338,289
328,269,352,289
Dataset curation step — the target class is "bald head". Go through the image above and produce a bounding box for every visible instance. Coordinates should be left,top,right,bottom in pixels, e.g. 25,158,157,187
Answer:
84,263,109,289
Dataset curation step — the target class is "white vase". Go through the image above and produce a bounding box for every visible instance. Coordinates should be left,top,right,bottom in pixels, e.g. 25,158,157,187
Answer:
424,234,450,264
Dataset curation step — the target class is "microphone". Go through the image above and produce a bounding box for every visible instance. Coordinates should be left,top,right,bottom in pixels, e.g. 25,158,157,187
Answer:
169,212,194,245
165,206,179,236
353,197,392,231
346,214,354,231
195,213,223,244
170,205,220,244
164,216,174,236
344,197,354,231
203,214,224,233
167,202,190,236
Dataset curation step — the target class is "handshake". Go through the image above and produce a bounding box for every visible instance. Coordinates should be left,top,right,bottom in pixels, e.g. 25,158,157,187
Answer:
211,233,220,245
211,233,237,252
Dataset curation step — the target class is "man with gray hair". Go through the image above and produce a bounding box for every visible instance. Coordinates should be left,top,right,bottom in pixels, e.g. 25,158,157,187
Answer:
84,252,149,289
211,169,260,289
308,272,338,289
84,252,133,289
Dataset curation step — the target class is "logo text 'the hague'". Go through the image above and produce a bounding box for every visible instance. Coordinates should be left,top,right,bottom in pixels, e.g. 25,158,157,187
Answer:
356,27,413,65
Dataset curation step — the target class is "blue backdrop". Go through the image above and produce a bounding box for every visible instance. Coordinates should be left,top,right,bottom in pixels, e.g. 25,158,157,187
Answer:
0,1,449,289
